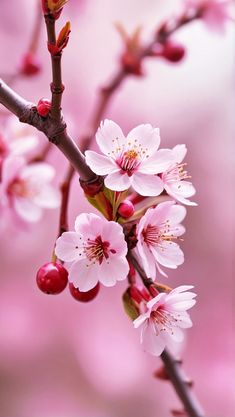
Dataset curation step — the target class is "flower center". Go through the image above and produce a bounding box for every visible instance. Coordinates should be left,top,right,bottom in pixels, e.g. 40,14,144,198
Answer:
117,149,140,176
151,307,178,334
7,178,38,199
85,235,116,265
142,223,173,247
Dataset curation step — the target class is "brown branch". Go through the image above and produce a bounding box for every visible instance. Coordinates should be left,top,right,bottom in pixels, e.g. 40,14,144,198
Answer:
161,350,205,417
0,78,95,181
129,253,205,417
44,15,64,120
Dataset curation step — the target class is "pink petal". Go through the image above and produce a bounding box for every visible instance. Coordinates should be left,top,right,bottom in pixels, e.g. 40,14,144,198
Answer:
10,136,39,156
55,232,85,262
170,285,194,294
96,120,126,156
127,124,160,155
133,312,150,329
13,197,42,222
104,171,131,191
1,156,25,189
131,172,163,196
139,149,173,174
172,144,187,164
69,259,99,291
151,242,184,269
167,204,187,225
85,150,116,175
32,185,61,208
21,163,55,183
165,181,197,206
136,241,156,279
141,320,165,356
98,257,129,287
101,221,127,257
75,213,103,237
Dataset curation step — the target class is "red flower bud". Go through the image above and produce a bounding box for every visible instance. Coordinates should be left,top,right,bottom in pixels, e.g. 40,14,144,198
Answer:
162,41,186,63
37,98,51,117
36,262,68,294
118,199,135,218
20,53,41,76
69,282,100,302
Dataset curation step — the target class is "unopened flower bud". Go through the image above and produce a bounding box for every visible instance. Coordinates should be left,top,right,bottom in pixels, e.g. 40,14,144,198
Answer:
162,41,186,63
118,199,135,218
37,98,51,117
20,53,41,76
42,0,68,17
48,21,71,55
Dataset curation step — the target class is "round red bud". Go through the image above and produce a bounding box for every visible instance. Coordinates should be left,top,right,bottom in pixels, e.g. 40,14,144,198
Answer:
36,262,68,294
37,98,51,117
118,199,135,218
69,282,100,302
162,41,186,63
20,53,41,76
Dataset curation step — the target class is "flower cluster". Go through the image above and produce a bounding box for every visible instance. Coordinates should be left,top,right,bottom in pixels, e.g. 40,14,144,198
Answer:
55,120,197,356
0,118,60,226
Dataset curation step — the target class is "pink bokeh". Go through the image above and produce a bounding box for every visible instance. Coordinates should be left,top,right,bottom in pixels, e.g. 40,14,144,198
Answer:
0,1,234,416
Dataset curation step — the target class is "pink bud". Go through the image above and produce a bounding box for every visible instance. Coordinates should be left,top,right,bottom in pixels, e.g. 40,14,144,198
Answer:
162,41,186,63
37,98,51,117
118,199,135,218
20,53,41,76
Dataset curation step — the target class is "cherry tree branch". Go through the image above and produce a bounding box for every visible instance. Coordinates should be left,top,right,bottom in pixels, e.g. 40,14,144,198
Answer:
0,78,94,181
129,253,205,417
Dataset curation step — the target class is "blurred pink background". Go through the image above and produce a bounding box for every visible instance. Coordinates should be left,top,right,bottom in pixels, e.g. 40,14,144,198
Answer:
0,1,234,416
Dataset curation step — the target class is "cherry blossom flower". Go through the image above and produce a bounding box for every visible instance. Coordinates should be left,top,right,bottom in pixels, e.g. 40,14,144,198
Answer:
161,144,197,206
136,201,186,278
185,0,234,32
85,120,173,196
0,156,60,222
0,117,39,167
55,213,129,291
133,285,196,356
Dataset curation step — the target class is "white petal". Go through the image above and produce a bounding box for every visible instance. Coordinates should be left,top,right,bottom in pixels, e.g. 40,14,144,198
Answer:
1,156,25,190
10,136,39,156
167,204,187,226
136,241,156,279
13,197,42,222
141,320,165,356
33,185,61,208
101,221,127,257
151,242,184,269
165,181,197,206
75,212,103,237
172,144,187,164
96,120,126,156
21,163,55,183
98,256,129,287
85,150,116,175
133,312,150,329
170,285,194,294
131,172,163,196
139,149,174,174
55,232,85,262
127,124,160,155
167,299,196,312
69,259,99,291
104,171,131,191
